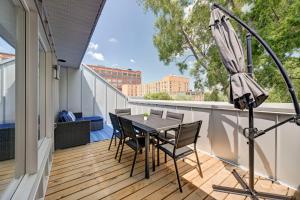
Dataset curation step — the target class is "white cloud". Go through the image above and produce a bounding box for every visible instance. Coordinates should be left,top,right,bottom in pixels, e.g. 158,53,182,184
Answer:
130,59,135,63
108,37,118,43
87,51,104,61
88,42,98,50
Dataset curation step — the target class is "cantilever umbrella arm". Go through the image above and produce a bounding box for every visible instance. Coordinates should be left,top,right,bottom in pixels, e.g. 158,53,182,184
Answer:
212,3,300,118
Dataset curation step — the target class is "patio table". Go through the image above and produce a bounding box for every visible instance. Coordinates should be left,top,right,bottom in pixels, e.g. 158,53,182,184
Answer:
121,114,181,179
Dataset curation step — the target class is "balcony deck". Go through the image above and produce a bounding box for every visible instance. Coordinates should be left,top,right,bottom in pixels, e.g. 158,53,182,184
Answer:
46,140,299,200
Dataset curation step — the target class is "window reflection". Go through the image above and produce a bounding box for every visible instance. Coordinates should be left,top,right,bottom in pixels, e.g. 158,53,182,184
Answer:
0,0,25,197
38,42,46,141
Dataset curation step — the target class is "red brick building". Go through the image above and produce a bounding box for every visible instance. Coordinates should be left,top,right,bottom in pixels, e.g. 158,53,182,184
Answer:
0,52,15,61
88,65,141,91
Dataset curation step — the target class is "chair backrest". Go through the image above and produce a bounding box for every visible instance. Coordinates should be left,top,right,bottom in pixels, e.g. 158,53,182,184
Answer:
175,121,202,149
150,109,163,118
166,111,184,123
118,117,136,139
109,113,121,133
115,108,131,116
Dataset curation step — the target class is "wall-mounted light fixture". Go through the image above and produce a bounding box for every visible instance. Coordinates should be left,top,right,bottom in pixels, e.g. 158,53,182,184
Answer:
52,65,60,80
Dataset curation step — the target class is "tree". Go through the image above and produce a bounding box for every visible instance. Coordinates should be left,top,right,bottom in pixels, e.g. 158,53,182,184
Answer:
144,92,173,100
140,0,243,100
141,0,300,102
241,0,300,102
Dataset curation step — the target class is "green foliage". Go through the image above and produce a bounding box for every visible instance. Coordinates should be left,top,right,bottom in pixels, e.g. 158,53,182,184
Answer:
141,0,300,102
173,93,193,101
204,90,228,101
144,92,173,100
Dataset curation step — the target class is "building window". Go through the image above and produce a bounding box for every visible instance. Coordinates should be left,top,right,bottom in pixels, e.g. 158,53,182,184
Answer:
0,0,26,197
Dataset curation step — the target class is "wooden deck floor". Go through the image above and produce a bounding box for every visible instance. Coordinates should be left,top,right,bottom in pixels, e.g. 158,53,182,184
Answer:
46,140,299,200
0,159,15,194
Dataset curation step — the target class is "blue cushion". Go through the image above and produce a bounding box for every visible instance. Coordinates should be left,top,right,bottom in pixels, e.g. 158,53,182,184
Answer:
68,111,76,121
77,116,103,122
58,111,67,122
64,112,73,122
0,123,15,129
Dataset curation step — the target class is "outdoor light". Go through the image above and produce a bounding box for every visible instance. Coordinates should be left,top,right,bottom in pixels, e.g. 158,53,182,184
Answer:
53,65,60,80
58,59,66,63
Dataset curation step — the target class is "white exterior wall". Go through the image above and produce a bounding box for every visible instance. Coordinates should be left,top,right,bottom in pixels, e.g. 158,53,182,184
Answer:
128,99,300,190
0,59,15,123
59,64,128,124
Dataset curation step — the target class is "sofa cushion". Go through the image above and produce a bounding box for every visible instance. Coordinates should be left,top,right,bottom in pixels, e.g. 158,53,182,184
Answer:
58,111,67,122
77,116,103,122
0,123,15,129
68,112,76,121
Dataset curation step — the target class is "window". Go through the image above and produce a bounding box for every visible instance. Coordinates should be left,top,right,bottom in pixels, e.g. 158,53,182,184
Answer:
0,0,26,197
38,42,46,142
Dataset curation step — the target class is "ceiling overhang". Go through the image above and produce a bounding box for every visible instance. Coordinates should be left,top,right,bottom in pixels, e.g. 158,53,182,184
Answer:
43,0,106,68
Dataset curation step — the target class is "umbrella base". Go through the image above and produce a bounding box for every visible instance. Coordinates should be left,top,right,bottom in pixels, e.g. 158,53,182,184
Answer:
212,169,292,200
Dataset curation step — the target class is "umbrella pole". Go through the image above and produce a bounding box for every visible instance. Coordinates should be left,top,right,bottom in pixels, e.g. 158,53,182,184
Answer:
213,33,292,200
247,33,255,191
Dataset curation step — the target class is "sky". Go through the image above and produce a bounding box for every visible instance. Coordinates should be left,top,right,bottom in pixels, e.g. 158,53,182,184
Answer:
81,0,194,87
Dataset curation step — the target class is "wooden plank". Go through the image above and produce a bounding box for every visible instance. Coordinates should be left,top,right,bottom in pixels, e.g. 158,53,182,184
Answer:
50,147,129,172
80,157,190,200
45,140,295,200
200,167,247,200
58,153,170,200
224,173,259,200
105,154,211,200
47,151,167,199
52,142,114,164
184,165,236,200
163,160,226,200
49,149,132,180
142,156,218,200
47,150,136,189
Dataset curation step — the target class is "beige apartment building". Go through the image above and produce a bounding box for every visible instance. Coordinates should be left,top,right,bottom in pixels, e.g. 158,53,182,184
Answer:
122,75,189,97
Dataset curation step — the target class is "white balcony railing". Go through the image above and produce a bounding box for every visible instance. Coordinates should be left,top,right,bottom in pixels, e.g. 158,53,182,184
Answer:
128,99,300,190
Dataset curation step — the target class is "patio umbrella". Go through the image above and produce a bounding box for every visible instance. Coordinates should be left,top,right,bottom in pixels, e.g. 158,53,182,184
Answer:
209,8,268,110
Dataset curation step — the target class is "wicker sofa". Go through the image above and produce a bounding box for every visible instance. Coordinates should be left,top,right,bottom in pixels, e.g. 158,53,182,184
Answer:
0,123,15,161
54,111,104,149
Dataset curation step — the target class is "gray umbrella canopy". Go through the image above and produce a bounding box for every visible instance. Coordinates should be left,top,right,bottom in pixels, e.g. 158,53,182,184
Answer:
209,8,268,110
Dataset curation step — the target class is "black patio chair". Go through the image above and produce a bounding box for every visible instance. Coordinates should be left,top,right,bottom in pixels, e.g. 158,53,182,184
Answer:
115,108,131,116
150,109,163,118
157,111,184,164
108,113,124,159
118,117,155,177
157,120,203,192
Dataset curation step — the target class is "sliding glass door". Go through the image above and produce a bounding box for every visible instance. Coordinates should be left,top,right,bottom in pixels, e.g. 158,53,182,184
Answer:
0,0,25,198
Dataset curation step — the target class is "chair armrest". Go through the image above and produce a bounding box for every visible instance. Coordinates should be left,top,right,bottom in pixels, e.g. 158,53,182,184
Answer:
74,112,83,119
157,136,175,145
164,127,179,133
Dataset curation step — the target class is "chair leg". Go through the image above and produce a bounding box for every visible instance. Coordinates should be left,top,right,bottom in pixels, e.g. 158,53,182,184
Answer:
119,139,125,163
195,150,203,178
157,139,160,166
164,132,167,163
108,133,114,150
152,143,155,172
165,153,167,163
114,135,117,146
115,138,121,159
174,159,182,193
130,150,138,177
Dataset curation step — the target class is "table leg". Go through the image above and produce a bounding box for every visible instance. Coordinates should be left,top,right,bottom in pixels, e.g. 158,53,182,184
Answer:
145,132,149,179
